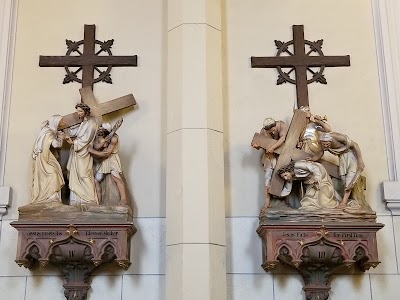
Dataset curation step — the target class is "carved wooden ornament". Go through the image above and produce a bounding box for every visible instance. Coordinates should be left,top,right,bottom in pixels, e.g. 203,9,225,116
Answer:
251,25,350,108
39,24,138,88
257,221,383,300
11,222,136,300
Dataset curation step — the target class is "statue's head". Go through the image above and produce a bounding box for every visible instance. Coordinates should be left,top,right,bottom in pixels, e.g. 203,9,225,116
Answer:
263,117,276,130
278,161,295,181
97,123,112,137
319,132,333,149
49,115,63,131
75,103,91,119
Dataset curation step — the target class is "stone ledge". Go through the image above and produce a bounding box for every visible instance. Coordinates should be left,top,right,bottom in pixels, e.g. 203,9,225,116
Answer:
0,186,11,220
18,202,133,222
383,181,400,215
260,206,377,224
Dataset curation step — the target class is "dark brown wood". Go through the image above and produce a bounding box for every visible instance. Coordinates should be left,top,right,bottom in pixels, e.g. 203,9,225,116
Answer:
11,222,136,300
252,132,340,179
98,94,136,114
58,87,136,129
251,25,350,107
269,110,308,196
82,24,96,88
251,55,350,68
39,24,138,88
257,222,384,300
58,112,80,130
39,56,138,67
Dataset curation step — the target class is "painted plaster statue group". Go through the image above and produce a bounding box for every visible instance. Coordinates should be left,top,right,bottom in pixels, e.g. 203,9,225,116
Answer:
252,107,367,211
30,103,127,207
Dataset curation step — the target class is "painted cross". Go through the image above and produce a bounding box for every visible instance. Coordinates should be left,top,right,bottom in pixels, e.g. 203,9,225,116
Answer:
251,25,350,108
58,87,136,130
39,24,137,88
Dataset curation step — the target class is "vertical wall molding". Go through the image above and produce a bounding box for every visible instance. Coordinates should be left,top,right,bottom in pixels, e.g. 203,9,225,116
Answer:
372,0,400,214
0,0,18,217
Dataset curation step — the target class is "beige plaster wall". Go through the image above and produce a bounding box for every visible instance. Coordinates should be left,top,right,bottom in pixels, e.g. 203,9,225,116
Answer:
224,0,389,216
4,0,166,218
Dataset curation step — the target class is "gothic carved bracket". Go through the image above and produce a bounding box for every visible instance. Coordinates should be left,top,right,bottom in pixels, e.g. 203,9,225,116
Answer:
257,222,384,300
11,222,136,300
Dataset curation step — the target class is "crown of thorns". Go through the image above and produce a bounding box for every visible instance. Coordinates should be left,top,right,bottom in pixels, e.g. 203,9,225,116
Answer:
75,103,91,115
277,161,295,175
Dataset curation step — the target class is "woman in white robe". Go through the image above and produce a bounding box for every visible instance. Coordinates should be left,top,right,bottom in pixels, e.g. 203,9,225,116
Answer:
31,115,64,204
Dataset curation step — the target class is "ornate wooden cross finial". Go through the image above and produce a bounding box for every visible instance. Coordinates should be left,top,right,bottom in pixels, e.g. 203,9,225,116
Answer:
39,24,137,88
251,25,350,108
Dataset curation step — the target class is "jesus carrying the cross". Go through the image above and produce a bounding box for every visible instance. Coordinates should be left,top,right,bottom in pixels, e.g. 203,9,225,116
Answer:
63,103,99,206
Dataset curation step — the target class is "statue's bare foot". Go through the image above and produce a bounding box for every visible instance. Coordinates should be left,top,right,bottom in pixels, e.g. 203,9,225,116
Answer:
338,202,347,209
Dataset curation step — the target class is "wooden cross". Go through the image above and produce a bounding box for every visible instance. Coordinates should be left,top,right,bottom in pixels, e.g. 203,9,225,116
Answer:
251,25,350,108
252,129,340,179
39,24,137,88
58,87,136,130
266,110,309,196
252,110,332,197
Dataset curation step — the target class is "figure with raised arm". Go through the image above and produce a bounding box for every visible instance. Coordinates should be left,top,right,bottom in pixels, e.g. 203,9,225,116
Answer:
297,106,331,154
252,117,287,208
88,121,127,206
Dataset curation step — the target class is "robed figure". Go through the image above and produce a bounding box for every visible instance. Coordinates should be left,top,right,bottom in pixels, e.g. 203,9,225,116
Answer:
31,115,64,203
278,160,339,209
64,103,99,205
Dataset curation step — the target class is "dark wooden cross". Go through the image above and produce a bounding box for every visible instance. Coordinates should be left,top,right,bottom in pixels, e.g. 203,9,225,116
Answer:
39,24,137,88
251,25,352,196
39,25,138,129
251,25,350,108
58,87,136,129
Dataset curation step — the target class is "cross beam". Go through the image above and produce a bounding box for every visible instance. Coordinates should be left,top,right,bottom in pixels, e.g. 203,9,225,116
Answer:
252,132,340,179
58,87,136,130
252,110,365,197
251,25,350,108
39,24,137,88
268,110,308,196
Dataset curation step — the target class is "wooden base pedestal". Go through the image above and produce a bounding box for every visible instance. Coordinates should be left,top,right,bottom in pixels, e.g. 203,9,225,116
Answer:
257,221,384,300
11,221,136,300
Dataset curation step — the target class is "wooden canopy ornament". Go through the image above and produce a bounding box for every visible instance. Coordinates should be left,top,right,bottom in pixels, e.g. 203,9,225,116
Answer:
257,222,383,300
12,221,136,300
